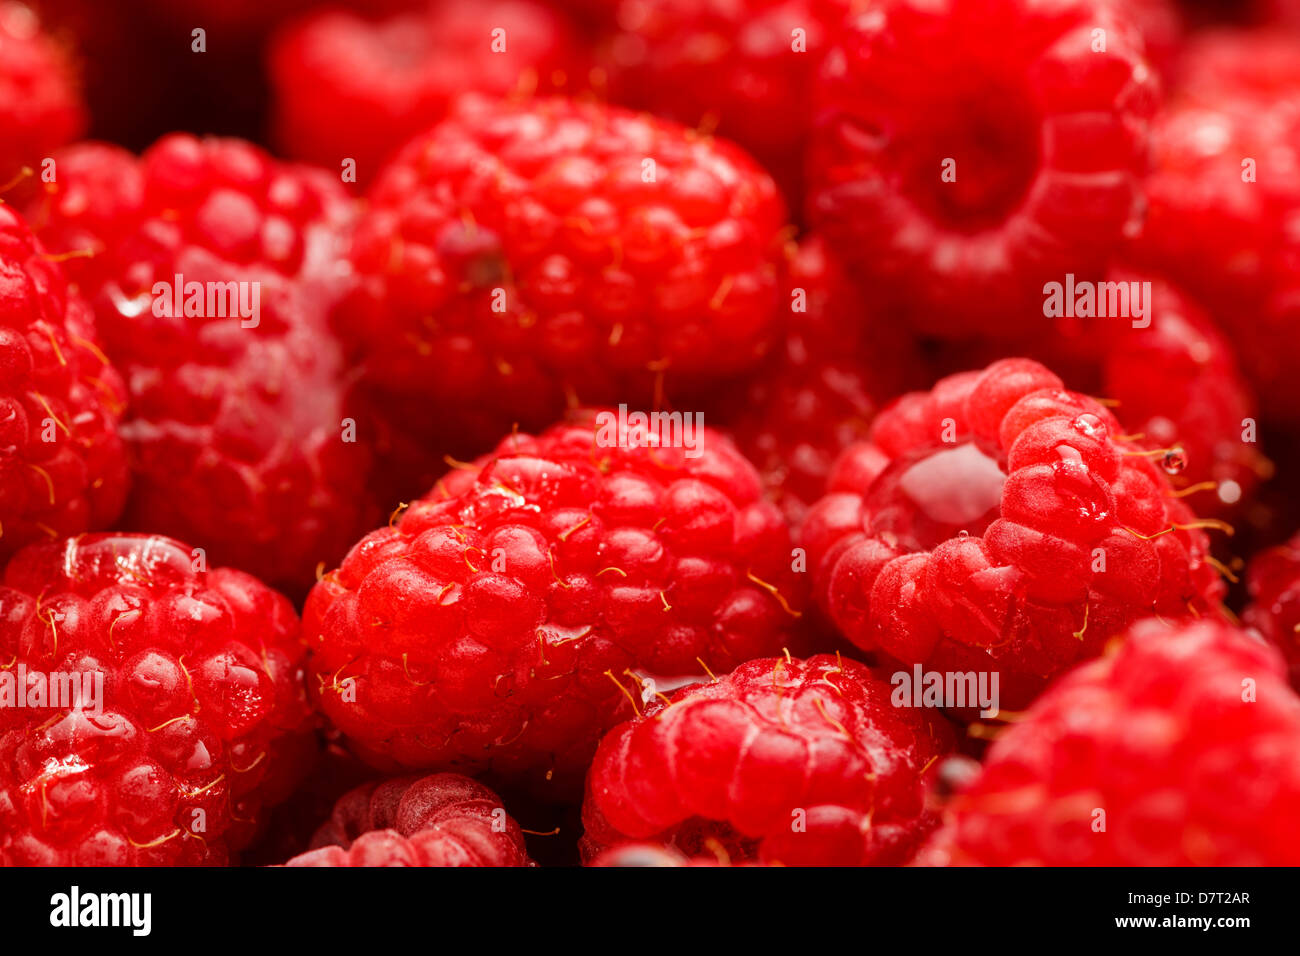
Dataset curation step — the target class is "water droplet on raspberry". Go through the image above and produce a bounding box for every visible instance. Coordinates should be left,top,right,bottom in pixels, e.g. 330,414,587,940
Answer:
1162,448,1188,475
1070,413,1107,441
864,441,1006,552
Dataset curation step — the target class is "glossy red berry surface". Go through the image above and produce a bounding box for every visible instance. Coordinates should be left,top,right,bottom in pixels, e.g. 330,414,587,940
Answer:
802,358,1225,711
808,0,1158,337
335,94,789,457
0,534,313,866
1245,532,1300,689
22,135,374,593
918,619,1300,865
305,411,808,795
284,772,533,866
581,653,954,866
0,204,127,560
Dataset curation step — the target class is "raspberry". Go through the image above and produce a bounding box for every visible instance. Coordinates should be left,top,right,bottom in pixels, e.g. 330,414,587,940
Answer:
0,2,85,182
283,773,533,867
305,411,808,796
335,94,788,457
808,0,1158,338
1244,532,1300,690
0,533,314,866
589,843,732,866
580,654,954,866
596,0,853,209
23,135,375,593
1134,30,1300,422
801,358,1226,711
269,0,588,188
0,204,128,560
918,619,1300,865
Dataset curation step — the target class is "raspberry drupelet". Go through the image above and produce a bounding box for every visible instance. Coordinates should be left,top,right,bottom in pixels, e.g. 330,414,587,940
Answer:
22,135,374,594
334,93,789,459
270,0,588,188
917,619,1300,865
0,534,314,866
284,772,533,867
0,204,128,561
304,411,809,797
581,654,954,866
808,0,1158,338
801,358,1226,713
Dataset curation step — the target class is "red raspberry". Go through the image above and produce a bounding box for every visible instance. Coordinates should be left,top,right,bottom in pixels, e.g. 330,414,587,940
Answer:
23,136,374,594
596,0,853,209
0,533,314,866
269,0,588,189
0,2,85,182
284,772,533,867
581,654,954,866
1244,532,1300,690
304,411,808,796
0,205,128,560
801,358,1226,711
808,0,1158,338
918,619,1300,865
335,94,789,457
1134,29,1300,423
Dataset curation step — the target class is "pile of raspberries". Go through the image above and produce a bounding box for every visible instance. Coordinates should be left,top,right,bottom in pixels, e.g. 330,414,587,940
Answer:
2,0,1299,869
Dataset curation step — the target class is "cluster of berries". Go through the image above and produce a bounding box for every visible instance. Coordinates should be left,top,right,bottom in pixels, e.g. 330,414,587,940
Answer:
1,0,1299,869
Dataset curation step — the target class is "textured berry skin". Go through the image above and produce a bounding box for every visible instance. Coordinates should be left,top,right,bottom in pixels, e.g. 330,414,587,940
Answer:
597,0,853,208
918,619,1300,865
1134,30,1300,423
0,534,313,866
802,358,1226,711
284,773,533,866
23,135,374,593
808,0,1158,337
269,0,588,188
581,654,954,866
1245,532,1300,690
0,205,128,560
335,94,788,454
0,2,86,180
305,411,808,796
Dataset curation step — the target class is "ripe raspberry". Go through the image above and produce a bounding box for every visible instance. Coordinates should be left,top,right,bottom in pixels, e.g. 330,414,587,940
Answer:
596,0,852,208
808,0,1158,337
918,619,1300,865
581,654,954,866
0,533,314,866
702,236,918,526
22,135,374,594
0,2,85,181
801,358,1226,711
305,411,808,796
1244,532,1300,690
284,772,533,866
0,205,128,560
335,94,788,457
1134,30,1300,423
270,0,588,189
